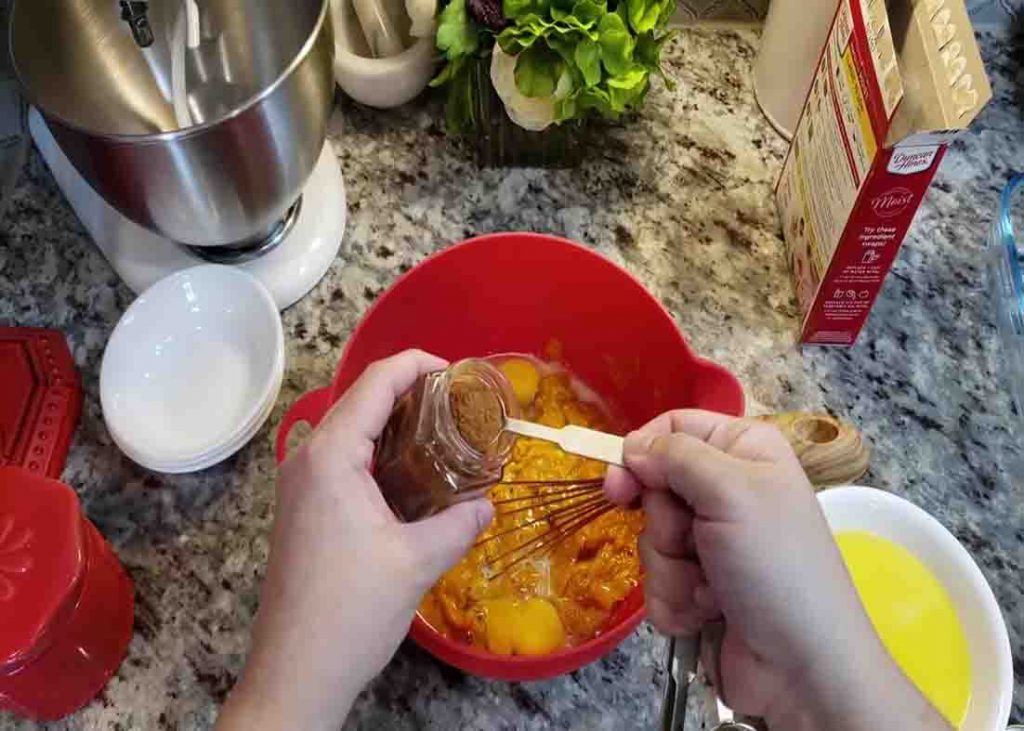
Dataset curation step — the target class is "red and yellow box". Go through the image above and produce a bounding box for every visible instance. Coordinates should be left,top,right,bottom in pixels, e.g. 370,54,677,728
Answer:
776,0,991,346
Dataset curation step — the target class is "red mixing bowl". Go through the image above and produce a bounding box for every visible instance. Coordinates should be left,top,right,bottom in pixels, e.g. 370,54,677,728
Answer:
276,232,744,681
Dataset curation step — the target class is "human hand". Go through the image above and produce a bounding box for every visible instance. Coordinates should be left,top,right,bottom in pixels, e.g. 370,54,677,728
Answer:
218,351,494,731
604,410,949,731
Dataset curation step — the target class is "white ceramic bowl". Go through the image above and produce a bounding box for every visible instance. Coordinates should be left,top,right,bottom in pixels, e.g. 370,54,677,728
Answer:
330,0,436,109
111,364,283,475
818,487,1014,731
101,265,284,472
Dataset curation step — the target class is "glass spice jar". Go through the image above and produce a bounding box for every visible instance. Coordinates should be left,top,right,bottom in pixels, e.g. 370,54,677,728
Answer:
374,359,521,522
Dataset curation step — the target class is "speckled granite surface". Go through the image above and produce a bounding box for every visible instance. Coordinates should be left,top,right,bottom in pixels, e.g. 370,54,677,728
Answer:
1,24,1022,731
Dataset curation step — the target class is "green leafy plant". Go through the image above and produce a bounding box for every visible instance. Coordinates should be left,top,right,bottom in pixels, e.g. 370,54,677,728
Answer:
431,0,675,134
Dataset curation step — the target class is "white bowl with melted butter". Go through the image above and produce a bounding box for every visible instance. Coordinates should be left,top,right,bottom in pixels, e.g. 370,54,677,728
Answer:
819,487,1013,731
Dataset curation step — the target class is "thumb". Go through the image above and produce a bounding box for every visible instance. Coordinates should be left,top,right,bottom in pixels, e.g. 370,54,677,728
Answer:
624,431,747,520
404,499,495,579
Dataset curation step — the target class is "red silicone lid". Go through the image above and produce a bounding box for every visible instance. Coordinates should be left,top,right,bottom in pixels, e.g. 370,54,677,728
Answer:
0,328,81,478
0,467,86,671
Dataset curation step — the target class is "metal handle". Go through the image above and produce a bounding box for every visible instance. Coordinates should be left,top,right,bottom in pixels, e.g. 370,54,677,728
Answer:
661,636,700,731
661,625,769,731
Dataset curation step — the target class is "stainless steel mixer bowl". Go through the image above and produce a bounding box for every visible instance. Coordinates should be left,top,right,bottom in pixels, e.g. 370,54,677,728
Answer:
10,0,335,247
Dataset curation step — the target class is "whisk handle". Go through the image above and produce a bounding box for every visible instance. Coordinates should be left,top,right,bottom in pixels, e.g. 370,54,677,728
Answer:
661,635,700,730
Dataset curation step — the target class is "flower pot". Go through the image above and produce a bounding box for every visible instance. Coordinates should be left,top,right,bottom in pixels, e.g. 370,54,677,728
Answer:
466,54,585,168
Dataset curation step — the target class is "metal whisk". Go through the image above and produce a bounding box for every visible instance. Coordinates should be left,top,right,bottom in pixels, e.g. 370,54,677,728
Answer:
474,478,615,579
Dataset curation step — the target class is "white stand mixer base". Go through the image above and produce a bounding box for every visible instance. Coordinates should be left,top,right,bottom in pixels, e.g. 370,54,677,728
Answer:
29,108,346,310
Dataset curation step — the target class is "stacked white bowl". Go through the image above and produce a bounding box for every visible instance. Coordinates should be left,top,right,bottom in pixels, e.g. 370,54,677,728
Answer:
101,265,285,474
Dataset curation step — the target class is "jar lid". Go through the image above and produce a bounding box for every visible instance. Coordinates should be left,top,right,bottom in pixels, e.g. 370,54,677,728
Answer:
0,328,82,478
0,467,86,671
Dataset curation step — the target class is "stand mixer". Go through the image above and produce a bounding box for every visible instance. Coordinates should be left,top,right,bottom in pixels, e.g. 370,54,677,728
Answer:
10,0,345,310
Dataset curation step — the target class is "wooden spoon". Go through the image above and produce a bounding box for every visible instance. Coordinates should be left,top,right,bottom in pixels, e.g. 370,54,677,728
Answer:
758,411,871,489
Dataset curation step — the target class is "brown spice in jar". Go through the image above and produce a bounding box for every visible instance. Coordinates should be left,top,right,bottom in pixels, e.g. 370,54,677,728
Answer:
449,378,504,453
375,376,452,521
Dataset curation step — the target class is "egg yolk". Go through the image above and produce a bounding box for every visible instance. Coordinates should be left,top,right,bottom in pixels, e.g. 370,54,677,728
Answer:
499,358,541,407
837,531,972,728
485,598,566,655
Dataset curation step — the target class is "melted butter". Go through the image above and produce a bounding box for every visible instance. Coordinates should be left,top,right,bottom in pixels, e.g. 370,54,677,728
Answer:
837,531,972,728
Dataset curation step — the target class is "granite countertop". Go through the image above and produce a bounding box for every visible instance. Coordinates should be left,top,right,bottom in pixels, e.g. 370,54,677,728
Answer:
1,24,1022,731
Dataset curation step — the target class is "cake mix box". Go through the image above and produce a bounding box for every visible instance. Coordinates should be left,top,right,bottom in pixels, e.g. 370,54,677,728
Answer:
776,0,991,345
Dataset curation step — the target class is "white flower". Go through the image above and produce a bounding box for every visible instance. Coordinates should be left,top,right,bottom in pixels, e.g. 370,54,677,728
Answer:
406,0,437,38
490,46,571,132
